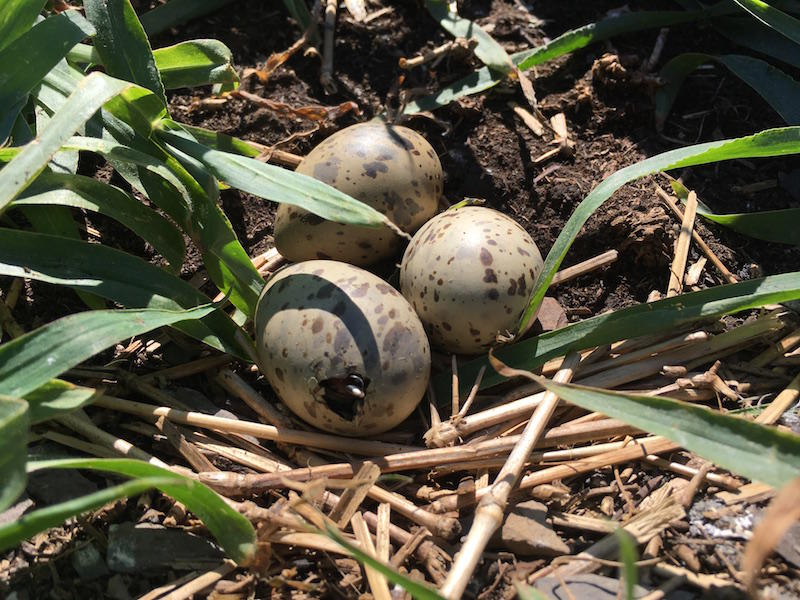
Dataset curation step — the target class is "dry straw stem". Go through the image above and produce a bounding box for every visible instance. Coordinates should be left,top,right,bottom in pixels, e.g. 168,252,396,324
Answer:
155,416,217,473
642,455,741,490
750,326,800,368
138,355,233,383
376,503,391,562
667,190,698,297
655,185,738,284
351,512,392,600
329,462,380,527
320,0,338,93
366,484,461,541
508,101,545,136
94,395,419,456
755,371,800,425
440,352,581,599
653,563,742,593
41,430,120,459
549,249,619,286
549,512,617,534
197,418,639,494
399,37,477,69
156,561,236,600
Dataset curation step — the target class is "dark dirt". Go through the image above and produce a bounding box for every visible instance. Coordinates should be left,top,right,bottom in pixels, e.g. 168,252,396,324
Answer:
4,0,800,599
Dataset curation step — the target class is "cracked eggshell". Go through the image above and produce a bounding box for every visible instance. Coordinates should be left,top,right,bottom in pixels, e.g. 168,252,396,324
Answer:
254,260,431,436
399,206,544,355
273,122,442,265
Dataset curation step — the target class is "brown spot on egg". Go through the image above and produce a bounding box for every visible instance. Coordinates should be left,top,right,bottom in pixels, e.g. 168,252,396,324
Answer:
311,318,324,334
480,248,493,265
483,269,497,283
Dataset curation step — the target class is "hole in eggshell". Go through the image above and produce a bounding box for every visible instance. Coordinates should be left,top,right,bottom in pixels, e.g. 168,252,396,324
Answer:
319,372,370,421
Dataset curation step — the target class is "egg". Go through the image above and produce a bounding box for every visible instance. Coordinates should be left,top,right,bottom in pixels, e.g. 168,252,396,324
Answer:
273,122,442,265
399,207,544,354
254,260,431,435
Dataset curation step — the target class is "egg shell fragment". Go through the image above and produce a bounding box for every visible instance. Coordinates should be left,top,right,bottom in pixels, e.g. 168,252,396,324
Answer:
254,260,431,436
399,206,544,355
273,122,442,265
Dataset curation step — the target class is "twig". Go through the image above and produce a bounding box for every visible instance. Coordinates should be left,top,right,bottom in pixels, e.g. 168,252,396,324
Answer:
159,562,236,600
750,326,800,368
441,353,581,599
366,485,461,541
655,185,738,284
351,512,391,600
508,102,545,136
549,250,619,286
667,190,698,297
320,0,338,93
643,455,740,490
376,503,391,562
399,38,477,69
94,395,420,456
755,371,800,425
329,462,380,527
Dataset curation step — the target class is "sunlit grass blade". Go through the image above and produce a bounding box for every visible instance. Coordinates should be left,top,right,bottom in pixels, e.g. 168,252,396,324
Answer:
140,0,238,37
734,0,800,45
323,526,445,600
515,582,550,600
0,304,222,398
152,39,238,90
24,380,102,424
22,458,256,564
15,172,186,271
655,53,800,130
616,529,638,600
0,398,29,512
0,0,47,50
156,122,403,231
0,10,95,141
517,127,800,332
84,0,167,106
425,0,513,74
439,271,800,397
0,72,130,215
528,378,800,489
0,230,249,359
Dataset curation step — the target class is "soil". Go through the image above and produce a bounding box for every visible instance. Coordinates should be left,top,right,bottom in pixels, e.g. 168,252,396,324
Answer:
3,1,800,599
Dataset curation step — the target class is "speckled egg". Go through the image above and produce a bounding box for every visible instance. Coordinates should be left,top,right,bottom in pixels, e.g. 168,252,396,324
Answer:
273,122,442,265
254,260,431,436
399,207,544,355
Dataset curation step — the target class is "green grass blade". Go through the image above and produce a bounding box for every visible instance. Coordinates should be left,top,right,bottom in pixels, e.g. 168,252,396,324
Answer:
0,72,130,215
0,476,179,554
0,304,220,398
440,271,800,397
616,529,638,600
715,16,800,69
24,380,101,425
323,526,445,600
25,458,256,564
0,229,249,359
15,172,186,271
0,10,95,140
655,54,800,130
140,0,238,37
734,0,800,44
179,124,262,157
0,398,29,512
84,0,167,106
515,583,551,600
153,39,238,90
517,127,800,332
156,123,401,230
531,379,800,489
0,0,47,50
425,1,513,74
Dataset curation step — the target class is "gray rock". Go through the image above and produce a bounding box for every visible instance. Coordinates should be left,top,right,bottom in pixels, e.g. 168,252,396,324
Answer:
0,494,34,525
494,500,569,557
107,522,223,572
71,543,108,580
533,574,649,600
776,522,800,568
26,469,97,506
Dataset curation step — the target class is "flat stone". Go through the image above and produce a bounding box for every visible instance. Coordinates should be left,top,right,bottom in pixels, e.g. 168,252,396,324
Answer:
71,543,108,580
26,469,97,506
107,522,223,572
0,494,34,525
776,522,800,568
533,574,649,600
493,500,569,557
536,297,569,332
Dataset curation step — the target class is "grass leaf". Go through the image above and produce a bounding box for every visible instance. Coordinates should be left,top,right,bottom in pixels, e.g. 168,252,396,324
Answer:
517,127,800,333
0,9,95,141
440,271,800,397
141,0,238,37
655,53,800,130
0,229,249,359
0,0,47,50
616,529,638,600
530,379,800,489
152,39,238,90
15,172,186,271
425,0,513,74
0,398,29,512
22,458,256,564
24,380,102,425
714,16,800,69
0,72,130,215
84,0,167,106
734,0,800,45
0,304,218,398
